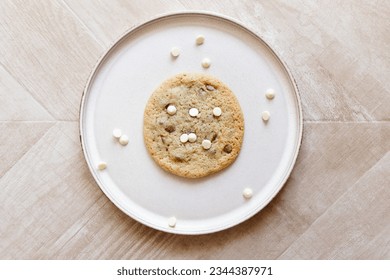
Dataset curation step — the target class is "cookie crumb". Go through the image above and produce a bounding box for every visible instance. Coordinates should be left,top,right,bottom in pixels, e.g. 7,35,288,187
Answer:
97,161,107,170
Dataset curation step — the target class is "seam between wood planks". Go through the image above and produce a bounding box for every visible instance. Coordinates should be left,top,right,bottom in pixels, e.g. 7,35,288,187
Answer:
59,0,106,48
0,122,56,180
0,61,56,121
275,151,390,259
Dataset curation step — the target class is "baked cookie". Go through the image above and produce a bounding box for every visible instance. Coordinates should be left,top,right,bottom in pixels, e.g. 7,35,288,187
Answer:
143,73,244,178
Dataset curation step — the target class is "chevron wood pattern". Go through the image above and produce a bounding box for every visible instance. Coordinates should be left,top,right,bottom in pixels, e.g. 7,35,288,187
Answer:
0,0,389,259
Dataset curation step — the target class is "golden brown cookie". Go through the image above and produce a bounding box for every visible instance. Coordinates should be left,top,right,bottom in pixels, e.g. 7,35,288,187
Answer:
143,73,244,178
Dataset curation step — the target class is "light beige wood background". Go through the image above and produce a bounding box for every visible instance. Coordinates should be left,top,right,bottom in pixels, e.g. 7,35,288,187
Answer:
1,0,389,260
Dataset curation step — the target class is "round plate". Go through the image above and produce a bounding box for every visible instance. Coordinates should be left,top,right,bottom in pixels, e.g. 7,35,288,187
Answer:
80,11,302,234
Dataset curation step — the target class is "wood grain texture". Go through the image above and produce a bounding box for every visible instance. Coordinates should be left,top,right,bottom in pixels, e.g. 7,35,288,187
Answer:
0,0,103,120
62,0,184,46
279,152,390,259
0,65,54,121
0,122,54,177
0,0,389,259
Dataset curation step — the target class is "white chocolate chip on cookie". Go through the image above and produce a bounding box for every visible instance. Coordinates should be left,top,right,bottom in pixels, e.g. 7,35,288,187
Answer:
206,85,215,91
202,139,212,150
213,107,222,117
167,104,177,115
180,134,189,143
188,133,197,143
189,108,199,117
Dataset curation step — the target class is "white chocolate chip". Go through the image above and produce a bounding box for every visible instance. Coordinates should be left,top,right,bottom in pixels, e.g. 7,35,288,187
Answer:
188,133,197,143
168,216,177,227
167,105,177,115
262,111,270,122
265,88,275,99
119,134,129,145
189,108,199,117
112,128,122,139
202,139,212,150
170,47,180,57
243,188,253,199
196,34,205,45
180,134,189,143
213,107,222,117
201,58,211,68
97,161,107,170
206,85,215,91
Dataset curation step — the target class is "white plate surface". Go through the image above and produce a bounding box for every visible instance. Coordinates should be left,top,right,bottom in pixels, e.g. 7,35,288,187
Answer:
80,12,302,234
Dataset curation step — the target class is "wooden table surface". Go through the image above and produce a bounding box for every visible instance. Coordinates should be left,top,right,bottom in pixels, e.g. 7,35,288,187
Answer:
1,0,389,260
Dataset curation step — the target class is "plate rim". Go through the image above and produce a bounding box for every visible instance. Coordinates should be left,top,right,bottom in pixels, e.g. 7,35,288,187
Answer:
79,10,303,235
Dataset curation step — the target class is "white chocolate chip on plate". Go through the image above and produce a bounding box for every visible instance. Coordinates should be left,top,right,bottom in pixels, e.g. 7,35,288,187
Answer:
265,88,275,99
213,107,222,117
119,134,129,145
202,139,212,150
168,216,177,227
97,161,107,170
112,128,122,139
201,58,211,68
166,104,177,115
180,133,189,143
262,111,270,122
170,47,180,57
189,108,199,117
188,133,197,143
196,34,205,45
243,188,253,199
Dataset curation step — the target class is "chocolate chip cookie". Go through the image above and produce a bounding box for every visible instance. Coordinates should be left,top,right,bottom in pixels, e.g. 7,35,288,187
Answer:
143,73,244,178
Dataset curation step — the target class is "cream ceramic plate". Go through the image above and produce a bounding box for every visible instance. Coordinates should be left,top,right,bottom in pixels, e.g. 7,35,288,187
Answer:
80,12,302,234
